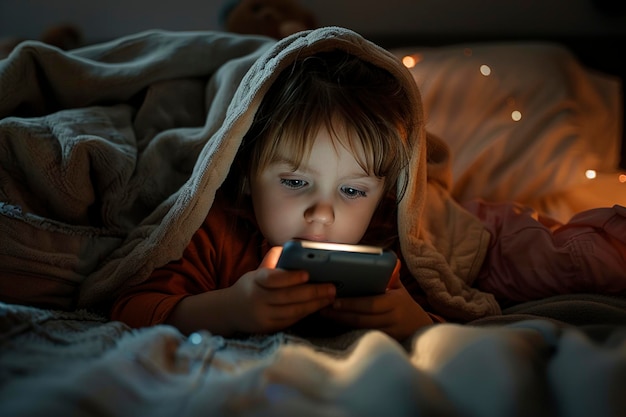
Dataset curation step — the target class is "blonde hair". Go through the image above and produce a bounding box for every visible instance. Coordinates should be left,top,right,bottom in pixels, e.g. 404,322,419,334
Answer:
234,50,413,200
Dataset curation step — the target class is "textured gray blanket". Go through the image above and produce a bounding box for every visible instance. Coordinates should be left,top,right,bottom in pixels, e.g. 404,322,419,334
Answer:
1,295,625,417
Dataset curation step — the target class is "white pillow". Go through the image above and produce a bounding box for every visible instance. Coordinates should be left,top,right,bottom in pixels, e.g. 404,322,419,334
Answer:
391,42,623,221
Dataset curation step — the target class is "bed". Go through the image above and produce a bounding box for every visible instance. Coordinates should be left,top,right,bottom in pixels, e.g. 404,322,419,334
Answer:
1,27,625,417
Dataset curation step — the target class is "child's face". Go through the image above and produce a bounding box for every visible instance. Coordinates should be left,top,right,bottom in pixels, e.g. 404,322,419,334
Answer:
249,124,386,246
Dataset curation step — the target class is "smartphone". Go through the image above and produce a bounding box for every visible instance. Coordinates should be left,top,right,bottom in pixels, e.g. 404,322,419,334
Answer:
276,240,397,297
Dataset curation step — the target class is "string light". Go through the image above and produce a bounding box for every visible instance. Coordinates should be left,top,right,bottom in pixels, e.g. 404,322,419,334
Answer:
584,169,626,183
402,54,422,69
400,47,625,192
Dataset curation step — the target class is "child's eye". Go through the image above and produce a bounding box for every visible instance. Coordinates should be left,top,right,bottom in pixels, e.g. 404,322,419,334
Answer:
280,178,308,189
341,186,367,199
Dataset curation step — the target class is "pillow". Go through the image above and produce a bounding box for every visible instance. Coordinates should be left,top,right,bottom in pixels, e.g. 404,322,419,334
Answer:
391,42,623,222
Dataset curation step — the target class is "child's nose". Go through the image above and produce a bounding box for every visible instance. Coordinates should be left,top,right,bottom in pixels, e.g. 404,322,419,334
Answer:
304,202,335,225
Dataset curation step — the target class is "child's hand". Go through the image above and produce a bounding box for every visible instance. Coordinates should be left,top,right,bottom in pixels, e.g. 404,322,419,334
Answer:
227,246,336,334
318,260,434,341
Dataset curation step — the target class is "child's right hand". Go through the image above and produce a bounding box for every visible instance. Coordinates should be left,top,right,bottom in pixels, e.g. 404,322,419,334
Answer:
226,246,336,334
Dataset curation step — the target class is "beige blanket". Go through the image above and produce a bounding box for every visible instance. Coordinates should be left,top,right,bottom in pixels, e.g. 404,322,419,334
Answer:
0,27,497,320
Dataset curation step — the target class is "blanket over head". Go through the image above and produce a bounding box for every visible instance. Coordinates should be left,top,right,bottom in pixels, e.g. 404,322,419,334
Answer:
0,27,498,320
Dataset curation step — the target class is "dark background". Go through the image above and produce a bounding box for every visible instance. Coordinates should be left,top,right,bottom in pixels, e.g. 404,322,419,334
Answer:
2,0,625,166
1,0,625,43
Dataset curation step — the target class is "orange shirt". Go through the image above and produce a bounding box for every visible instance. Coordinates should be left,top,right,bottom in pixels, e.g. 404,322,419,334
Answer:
110,191,270,327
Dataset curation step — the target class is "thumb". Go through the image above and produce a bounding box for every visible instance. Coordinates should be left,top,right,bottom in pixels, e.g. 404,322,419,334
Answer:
260,246,283,269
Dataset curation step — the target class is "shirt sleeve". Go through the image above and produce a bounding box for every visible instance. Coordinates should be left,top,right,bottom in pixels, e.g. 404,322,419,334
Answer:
109,220,220,327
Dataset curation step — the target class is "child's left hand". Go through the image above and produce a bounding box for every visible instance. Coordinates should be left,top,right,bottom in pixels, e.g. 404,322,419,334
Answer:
318,260,434,341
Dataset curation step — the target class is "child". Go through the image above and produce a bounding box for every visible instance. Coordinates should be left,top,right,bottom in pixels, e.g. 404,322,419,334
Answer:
111,27,626,340
111,50,439,341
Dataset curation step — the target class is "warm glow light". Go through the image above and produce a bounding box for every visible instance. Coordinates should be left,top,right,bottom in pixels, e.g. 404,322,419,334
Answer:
299,240,382,254
585,169,597,179
480,64,491,76
402,56,416,68
619,174,626,183
402,55,422,68
511,110,522,121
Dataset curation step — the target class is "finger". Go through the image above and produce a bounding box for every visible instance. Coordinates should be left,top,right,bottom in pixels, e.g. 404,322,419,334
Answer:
255,267,308,290
270,297,335,322
266,282,336,306
330,295,388,314
387,259,402,289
